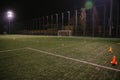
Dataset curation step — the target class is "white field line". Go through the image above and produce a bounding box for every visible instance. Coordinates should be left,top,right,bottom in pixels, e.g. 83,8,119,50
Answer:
27,47,120,72
0,47,26,53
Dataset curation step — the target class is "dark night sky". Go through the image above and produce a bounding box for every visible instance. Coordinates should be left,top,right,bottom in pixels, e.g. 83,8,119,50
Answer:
0,0,119,33
0,0,119,21
0,0,84,21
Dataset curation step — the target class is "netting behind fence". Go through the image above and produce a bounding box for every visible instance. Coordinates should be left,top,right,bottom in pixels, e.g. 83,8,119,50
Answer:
7,0,120,37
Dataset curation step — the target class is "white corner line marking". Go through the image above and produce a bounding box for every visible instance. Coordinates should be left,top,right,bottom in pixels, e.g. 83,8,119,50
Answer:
27,47,120,72
0,47,26,53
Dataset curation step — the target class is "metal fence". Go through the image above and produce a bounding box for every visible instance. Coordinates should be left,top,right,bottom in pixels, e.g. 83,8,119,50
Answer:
9,0,120,37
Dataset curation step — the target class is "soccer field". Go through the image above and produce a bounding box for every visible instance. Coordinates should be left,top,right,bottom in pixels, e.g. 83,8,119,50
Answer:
0,35,120,80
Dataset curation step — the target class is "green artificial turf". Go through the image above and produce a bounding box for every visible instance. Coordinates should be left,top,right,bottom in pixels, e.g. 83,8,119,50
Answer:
0,35,120,80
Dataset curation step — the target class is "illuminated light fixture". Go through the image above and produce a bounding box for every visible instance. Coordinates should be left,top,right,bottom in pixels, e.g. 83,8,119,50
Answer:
7,10,14,20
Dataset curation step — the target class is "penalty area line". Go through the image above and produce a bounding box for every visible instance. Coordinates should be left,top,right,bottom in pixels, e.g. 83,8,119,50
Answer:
0,47,27,53
27,47,120,72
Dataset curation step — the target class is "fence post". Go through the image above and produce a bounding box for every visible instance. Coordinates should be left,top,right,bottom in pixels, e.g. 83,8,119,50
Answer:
81,8,86,36
116,4,119,37
109,0,113,37
51,15,53,34
47,16,48,29
92,7,95,37
103,2,106,37
67,11,70,30
62,12,64,30
43,16,44,30
56,13,58,30
75,10,78,36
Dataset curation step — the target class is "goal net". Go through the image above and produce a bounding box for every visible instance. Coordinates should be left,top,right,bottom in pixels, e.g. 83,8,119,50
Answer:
57,30,72,36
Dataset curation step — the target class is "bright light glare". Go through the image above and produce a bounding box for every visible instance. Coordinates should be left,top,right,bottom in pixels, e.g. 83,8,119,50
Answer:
85,1,93,9
7,11,14,19
7,11,12,14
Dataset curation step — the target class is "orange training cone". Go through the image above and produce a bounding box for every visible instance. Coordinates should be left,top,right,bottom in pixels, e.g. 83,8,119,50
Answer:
111,56,117,65
108,47,112,53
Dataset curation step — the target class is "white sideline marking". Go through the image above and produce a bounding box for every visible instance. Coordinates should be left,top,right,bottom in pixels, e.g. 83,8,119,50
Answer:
0,47,26,53
27,47,120,72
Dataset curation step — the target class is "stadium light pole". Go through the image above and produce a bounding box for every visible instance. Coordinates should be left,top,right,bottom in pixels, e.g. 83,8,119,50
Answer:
6,10,14,34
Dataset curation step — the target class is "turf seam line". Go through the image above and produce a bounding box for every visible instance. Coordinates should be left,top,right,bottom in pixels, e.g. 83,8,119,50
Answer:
0,47,26,53
27,47,120,72
94,45,109,59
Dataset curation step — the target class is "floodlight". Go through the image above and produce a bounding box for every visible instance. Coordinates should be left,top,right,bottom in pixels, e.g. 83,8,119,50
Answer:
7,10,14,20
